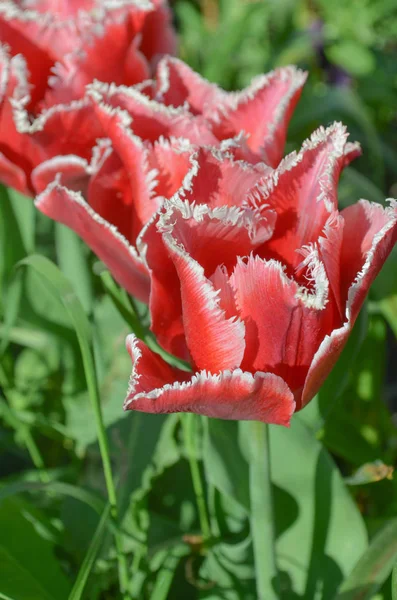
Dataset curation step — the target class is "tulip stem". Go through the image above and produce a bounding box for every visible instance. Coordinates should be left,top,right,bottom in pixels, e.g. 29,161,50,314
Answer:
249,422,280,600
182,413,211,542
81,340,131,598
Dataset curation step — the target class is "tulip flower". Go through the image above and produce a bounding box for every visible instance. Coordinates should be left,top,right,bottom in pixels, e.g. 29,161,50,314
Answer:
124,123,397,424
34,60,306,301
35,143,271,302
0,0,176,195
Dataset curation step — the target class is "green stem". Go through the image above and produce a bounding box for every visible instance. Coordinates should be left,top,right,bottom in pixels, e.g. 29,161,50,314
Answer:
249,422,280,600
182,413,211,542
83,352,130,599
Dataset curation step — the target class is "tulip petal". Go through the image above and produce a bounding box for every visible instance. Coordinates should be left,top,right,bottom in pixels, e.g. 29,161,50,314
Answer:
159,201,248,372
181,146,269,209
149,137,193,199
154,56,228,113
32,155,91,195
0,151,29,195
300,200,397,409
35,182,150,302
137,212,188,359
14,97,102,162
230,254,333,393
139,0,177,61
88,80,218,146
124,335,295,424
262,122,359,270
210,66,307,166
340,200,397,311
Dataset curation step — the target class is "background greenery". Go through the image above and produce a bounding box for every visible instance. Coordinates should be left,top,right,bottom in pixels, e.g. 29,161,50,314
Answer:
1,0,397,598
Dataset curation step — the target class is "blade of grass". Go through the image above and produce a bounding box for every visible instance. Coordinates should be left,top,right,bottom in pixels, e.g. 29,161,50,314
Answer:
335,518,397,599
17,255,130,599
68,504,111,600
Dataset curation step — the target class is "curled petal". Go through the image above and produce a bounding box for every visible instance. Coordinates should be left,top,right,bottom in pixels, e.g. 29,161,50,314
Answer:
35,182,150,302
124,336,295,424
261,122,359,270
154,56,228,113
145,198,276,368
159,202,247,372
210,66,307,167
139,0,177,62
32,155,91,195
340,200,397,311
0,151,29,195
181,146,269,209
230,254,334,393
300,200,397,409
149,137,193,199
88,80,218,145
137,213,187,359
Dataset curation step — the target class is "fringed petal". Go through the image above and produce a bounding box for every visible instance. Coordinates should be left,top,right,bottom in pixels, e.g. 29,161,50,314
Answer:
124,335,295,424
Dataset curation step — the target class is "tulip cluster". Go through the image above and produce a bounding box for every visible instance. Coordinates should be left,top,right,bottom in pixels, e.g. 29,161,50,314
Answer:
1,1,396,425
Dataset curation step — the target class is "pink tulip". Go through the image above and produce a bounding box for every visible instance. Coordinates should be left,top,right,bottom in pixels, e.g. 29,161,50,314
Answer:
124,123,397,424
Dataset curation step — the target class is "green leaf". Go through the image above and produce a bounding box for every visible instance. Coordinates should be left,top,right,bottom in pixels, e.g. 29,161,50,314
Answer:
243,417,368,599
150,544,190,600
204,417,367,598
335,519,397,600
392,563,397,600
55,223,93,313
203,419,249,512
0,480,105,514
6,190,36,253
18,255,92,343
0,497,71,600
68,504,111,600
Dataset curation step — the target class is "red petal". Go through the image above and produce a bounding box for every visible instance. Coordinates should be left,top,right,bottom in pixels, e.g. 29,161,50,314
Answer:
32,155,90,195
315,212,345,319
340,200,397,312
88,81,218,145
45,16,150,106
210,66,307,166
35,182,150,302
0,151,29,195
148,137,193,199
138,213,188,359
14,97,102,163
0,51,37,189
139,0,177,62
124,336,295,424
159,201,247,372
300,200,397,409
230,254,334,394
154,56,227,113
181,146,268,209
262,122,357,271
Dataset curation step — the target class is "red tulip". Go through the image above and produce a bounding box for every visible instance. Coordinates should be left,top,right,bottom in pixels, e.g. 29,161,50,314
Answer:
0,0,176,195
124,124,397,424
82,60,306,166
34,60,306,301
35,142,270,302
144,57,307,167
